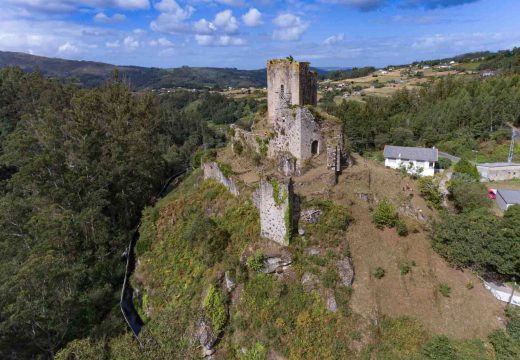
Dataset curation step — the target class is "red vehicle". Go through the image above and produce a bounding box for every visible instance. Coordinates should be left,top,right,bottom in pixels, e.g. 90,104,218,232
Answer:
487,188,497,199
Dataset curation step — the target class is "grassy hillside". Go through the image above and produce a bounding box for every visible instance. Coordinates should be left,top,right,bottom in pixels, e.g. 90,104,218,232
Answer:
0,51,267,89
55,142,519,359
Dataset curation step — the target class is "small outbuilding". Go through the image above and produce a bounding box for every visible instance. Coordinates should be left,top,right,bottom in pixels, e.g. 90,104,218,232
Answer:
383,145,438,176
495,189,520,211
477,162,520,182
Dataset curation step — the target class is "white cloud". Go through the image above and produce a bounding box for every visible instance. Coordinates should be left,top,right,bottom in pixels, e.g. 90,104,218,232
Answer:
154,0,181,12
194,19,216,34
195,34,245,46
149,37,174,47
105,40,120,48
214,10,239,33
324,33,345,45
123,35,139,50
94,12,126,23
150,0,195,34
242,8,262,27
58,41,79,54
272,13,309,41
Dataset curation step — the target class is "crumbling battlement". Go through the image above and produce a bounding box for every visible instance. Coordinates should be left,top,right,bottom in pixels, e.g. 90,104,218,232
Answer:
203,162,239,196
252,177,294,246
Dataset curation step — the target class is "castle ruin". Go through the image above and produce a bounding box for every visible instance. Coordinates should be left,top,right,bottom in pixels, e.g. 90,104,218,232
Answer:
230,58,346,245
233,58,344,176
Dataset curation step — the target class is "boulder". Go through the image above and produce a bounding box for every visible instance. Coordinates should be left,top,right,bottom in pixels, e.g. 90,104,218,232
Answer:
305,246,321,257
336,257,355,287
300,208,322,224
224,271,236,292
261,253,293,274
325,290,337,312
197,319,217,355
301,272,319,292
298,228,305,236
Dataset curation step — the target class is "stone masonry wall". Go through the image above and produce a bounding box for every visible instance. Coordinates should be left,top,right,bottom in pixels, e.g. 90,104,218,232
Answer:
267,59,317,124
252,178,293,246
203,162,239,196
268,106,323,168
230,125,261,154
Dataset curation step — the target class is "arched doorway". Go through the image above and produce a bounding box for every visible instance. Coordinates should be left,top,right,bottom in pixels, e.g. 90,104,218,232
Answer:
311,140,319,155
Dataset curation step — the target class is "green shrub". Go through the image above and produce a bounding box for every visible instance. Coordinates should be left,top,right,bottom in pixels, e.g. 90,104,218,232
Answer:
439,283,451,297
247,250,265,272
217,161,234,178
453,158,480,181
373,199,398,229
399,262,412,275
373,267,386,279
269,178,287,205
203,285,227,333
438,157,452,170
489,329,520,359
450,181,490,213
239,342,268,360
396,218,409,237
322,267,339,288
422,335,457,360
418,177,443,209
506,306,520,341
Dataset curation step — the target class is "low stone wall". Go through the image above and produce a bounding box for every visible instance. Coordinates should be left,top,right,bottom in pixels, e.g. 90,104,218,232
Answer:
252,178,293,246
203,162,239,196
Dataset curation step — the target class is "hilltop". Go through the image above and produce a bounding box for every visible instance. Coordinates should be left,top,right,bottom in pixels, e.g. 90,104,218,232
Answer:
0,51,266,90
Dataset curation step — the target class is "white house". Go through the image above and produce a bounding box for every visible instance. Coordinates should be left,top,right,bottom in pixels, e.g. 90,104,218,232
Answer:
383,145,438,177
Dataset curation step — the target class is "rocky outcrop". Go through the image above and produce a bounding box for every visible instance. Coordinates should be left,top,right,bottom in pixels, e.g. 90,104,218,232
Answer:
300,208,322,224
203,162,239,196
225,271,236,292
325,289,337,312
261,252,293,274
301,272,319,292
336,257,355,287
197,319,217,358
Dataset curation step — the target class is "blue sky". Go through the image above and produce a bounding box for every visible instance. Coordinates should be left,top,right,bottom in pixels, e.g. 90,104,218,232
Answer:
0,0,519,69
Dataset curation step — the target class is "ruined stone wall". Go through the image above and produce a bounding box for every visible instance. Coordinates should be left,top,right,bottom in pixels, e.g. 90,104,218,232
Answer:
321,121,345,172
267,59,317,124
231,125,261,154
299,63,318,107
203,162,239,196
268,106,323,168
252,178,293,246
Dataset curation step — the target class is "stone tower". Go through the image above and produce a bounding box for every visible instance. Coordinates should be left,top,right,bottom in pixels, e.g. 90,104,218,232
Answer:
267,59,317,124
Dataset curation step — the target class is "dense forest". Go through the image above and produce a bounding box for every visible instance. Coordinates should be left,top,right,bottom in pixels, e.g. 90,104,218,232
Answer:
0,67,261,359
327,74,520,157
321,66,376,81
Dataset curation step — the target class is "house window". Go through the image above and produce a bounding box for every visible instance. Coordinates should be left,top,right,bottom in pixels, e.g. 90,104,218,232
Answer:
429,162,434,168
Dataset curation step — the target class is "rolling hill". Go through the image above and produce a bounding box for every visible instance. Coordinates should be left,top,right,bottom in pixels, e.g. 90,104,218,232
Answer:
0,51,267,90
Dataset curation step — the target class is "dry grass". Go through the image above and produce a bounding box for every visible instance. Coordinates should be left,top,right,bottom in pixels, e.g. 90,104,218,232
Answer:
331,154,505,339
